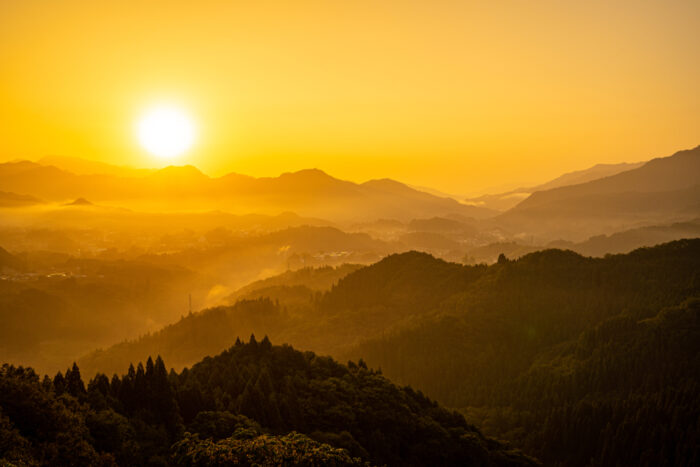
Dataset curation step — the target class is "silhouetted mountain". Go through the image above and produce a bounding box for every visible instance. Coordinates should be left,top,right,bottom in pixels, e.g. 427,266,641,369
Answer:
0,247,24,272
0,161,495,221
486,297,700,466
462,242,542,264
465,161,645,211
348,240,700,466
8,206,330,246
225,263,363,304
463,219,700,264
561,217,700,256
0,341,538,466
0,161,106,201
38,155,155,177
0,191,42,207
465,218,700,264
498,146,700,240
0,223,398,374
78,252,482,376
78,240,700,466
148,164,210,184
64,197,93,206
137,225,394,290
534,161,647,191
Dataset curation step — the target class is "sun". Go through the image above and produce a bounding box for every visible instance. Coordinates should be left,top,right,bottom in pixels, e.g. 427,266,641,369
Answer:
137,106,195,159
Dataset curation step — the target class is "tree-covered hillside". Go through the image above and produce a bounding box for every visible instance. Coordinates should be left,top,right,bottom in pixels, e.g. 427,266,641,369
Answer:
80,251,489,376
0,340,536,466
77,240,700,466
479,297,700,466
352,240,699,404
349,240,700,466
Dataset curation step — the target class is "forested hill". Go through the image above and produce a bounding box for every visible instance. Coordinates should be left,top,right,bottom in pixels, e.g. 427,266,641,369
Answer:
0,340,537,466
79,252,489,376
351,239,700,405
350,239,700,466
82,240,699,377
320,250,485,313
74,240,700,465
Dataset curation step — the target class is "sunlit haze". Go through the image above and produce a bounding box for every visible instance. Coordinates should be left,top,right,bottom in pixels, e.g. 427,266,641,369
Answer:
1,2,699,465
1,0,698,192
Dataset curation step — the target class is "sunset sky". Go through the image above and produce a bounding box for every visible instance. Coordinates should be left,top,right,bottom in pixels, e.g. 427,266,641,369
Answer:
1,0,698,193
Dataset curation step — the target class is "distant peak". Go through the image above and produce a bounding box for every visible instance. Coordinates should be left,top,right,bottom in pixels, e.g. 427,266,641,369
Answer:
37,155,156,177
282,168,331,178
65,197,93,206
364,178,402,186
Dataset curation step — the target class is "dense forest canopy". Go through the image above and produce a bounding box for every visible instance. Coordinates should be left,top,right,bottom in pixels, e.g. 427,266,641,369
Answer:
0,340,537,466
76,239,700,466
350,240,700,466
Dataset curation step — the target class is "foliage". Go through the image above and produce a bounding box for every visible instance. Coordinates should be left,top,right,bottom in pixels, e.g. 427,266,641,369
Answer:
171,429,365,466
6,239,699,466
0,342,535,466
349,240,700,466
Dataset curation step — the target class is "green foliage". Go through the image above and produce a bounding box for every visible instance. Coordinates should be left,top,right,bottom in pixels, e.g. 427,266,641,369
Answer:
168,340,538,466
80,252,489,375
0,343,536,466
71,239,700,465
475,298,700,467
6,240,698,466
187,412,260,441
171,429,365,466
0,364,110,466
348,240,700,466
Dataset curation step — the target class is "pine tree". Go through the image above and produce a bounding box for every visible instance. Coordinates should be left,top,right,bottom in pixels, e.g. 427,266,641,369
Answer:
65,362,86,397
53,371,65,395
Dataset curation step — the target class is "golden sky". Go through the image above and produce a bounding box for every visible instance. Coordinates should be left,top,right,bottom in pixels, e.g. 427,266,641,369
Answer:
1,0,698,193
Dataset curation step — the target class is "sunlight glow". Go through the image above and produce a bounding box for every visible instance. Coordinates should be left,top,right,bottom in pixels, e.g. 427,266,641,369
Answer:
137,106,195,159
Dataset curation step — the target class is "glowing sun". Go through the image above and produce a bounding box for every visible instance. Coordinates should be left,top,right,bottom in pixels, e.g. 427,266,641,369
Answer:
137,106,195,159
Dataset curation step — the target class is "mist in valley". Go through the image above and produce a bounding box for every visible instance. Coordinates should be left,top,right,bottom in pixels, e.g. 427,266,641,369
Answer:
2,1,699,465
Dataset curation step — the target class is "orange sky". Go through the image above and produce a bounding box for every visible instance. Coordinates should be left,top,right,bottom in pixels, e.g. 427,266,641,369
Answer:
1,0,698,194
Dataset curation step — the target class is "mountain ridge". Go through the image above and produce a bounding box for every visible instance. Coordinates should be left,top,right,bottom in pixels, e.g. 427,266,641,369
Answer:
464,160,646,211
0,160,495,221
497,145,700,240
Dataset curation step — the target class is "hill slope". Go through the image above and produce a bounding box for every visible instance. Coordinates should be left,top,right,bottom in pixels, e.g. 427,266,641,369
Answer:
499,145,700,240
465,160,645,211
348,240,700,466
0,341,538,466
80,240,700,466
79,252,487,375
464,218,700,263
0,191,42,208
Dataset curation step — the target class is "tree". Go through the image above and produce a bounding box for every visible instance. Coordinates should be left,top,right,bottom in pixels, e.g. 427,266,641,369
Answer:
65,362,86,398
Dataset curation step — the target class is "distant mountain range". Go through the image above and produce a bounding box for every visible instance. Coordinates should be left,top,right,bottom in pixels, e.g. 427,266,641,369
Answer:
3,144,697,240
497,145,700,241
38,155,156,177
0,160,496,222
0,246,24,272
0,191,42,207
464,218,700,264
465,160,646,211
